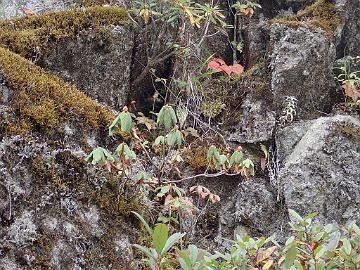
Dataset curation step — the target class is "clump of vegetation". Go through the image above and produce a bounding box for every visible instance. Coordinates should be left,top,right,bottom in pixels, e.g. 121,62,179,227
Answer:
0,6,128,57
335,56,360,107
134,209,360,270
86,103,255,230
269,0,340,38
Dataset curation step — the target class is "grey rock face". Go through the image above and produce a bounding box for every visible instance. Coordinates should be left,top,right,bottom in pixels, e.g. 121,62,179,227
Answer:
336,0,360,56
278,115,360,224
0,135,140,269
234,178,285,236
270,24,337,118
228,96,276,144
243,16,268,68
39,25,134,110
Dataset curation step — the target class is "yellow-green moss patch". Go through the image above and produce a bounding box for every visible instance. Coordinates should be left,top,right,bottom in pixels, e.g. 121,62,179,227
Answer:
0,47,115,135
0,6,128,57
269,0,340,38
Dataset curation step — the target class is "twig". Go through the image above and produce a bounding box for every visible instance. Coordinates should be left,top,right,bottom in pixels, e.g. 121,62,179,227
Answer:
164,171,240,184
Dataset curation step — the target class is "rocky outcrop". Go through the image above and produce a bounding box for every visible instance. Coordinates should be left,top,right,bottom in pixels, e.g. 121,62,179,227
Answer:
277,115,360,224
270,24,337,117
0,6,132,110
39,24,134,110
0,46,143,269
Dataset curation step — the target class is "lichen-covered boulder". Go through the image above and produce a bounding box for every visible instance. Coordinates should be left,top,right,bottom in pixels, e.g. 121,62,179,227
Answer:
277,115,360,224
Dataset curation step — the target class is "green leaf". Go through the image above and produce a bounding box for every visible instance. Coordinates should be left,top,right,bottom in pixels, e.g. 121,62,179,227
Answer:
131,211,152,235
188,244,198,264
161,232,185,255
229,151,244,166
325,230,340,251
207,145,218,160
108,111,133,135
152,224,169,254
166,131,177,146
294,260,304,270
157,105,177,130
109,114,121,136
133,244,154,259
154,136,165,145
260,144,268,159
315,245,325,259
176,105,188,128
285,244,297,268
178,250,192,270
119,111,133,133
342,238,352,255
289,209,304,223
86,147,113,166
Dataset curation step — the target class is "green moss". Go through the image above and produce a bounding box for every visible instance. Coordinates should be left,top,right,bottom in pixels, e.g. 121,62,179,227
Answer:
184,146,209,172
269,0,340,38
0,6,128,57
201,101,225,119
339,123,360,143
0,47,115,135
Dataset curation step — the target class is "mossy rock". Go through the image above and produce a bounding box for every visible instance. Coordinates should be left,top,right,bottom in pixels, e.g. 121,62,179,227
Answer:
269,0,340,38
0,46,115,137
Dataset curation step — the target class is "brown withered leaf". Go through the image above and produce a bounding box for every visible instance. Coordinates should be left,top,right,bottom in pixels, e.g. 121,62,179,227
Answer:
256,246,277,264
343,81,360,101
262,260,274,270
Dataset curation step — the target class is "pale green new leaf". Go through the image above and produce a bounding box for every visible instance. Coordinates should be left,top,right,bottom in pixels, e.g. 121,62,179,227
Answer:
119,111,133,133
176,105,188,128
161,232,185,256
154,136,165,145
133,244,154,259
229,150,244,166
342,238,352,255
289,209,304,223
285,244,297,268
131,211,152,235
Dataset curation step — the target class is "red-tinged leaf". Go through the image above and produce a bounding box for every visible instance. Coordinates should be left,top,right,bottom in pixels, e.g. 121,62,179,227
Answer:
165,194,173,204
214,58,226,65
219,64,232,75
207,60,222,72
229,64,244,75
21,6,34,16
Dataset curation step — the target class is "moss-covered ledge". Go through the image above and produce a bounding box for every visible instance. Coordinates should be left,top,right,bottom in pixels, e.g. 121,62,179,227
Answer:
0,6,129,57
268,0,340,38
0,46,115,135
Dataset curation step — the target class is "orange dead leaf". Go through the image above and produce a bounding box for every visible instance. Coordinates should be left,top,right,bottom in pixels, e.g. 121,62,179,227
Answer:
256,246,277,264
262,260,274,270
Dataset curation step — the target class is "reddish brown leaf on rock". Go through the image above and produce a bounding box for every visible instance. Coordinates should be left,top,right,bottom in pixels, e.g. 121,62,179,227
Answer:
229,63,244,75
219,64,232,75
207,59,222,72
